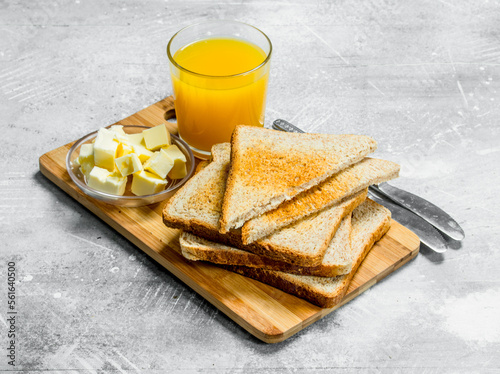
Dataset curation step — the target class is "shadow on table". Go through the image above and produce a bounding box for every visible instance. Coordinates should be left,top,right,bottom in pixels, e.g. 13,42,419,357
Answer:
418,231,464,263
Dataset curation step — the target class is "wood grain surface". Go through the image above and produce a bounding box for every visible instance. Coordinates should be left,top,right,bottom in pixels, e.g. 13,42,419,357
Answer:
39,97,419,343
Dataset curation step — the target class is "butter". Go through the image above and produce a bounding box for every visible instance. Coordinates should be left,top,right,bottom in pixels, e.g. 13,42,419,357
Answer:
127,132,145,145
143,124,171,151
131,143,154,163
78,143,95,179
117,142,134,158
143,151,174,179
79,143,94,162
109,125,129,143
110,125,126,135
80,125,185,196
93,128,119,171
162,145,187,179
115,153,142,177
131,170,168,196
87,166,127,195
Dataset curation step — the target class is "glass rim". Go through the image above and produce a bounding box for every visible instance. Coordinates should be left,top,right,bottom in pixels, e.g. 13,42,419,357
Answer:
166,20,273,79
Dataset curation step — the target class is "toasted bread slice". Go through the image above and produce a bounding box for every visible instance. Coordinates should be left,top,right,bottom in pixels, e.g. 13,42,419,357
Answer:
163,142,367,266
241,157,400,244
219,125,377,233
162,143,230,235
233,190,366,266
180,213,354,277
195,160,210,174
224,199,392,308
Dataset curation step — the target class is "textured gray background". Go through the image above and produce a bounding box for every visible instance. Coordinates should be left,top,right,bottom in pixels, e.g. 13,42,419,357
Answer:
1,0,500,372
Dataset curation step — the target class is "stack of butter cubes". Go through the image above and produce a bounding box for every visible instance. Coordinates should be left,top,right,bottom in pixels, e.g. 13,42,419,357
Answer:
75,124,188,196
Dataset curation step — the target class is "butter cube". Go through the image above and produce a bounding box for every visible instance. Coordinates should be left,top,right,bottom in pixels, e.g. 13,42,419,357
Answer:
78,143,95,179
110,125,126,135
78,143,94,162
115,153,142,177
93,128,119,171
127,132,145,145
162,145,187,179
143,151,174,179
131,170,168,196
87,166,127,195
117,142,134,158
109,124,130,143
79,161,96,180
143,124,171,151
131,143,154,163
96,127,117,141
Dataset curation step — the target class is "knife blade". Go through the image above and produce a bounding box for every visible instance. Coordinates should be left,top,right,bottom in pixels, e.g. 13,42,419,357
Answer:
370,183,464,241
367,188,447,253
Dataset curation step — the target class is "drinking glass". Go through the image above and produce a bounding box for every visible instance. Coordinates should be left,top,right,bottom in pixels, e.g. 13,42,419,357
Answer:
167,20,272,159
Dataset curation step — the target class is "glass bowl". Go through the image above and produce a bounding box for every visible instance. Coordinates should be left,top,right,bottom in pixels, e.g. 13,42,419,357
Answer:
66,125,195,207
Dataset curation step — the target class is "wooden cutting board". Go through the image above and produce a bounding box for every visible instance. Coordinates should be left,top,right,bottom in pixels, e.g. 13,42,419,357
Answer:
39,96,420,344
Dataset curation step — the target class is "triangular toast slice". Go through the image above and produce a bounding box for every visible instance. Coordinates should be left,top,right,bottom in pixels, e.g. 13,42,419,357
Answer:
180,213,354,277
162,142,231,238
219,125,377,233
241,157,400,244
224,199,392,308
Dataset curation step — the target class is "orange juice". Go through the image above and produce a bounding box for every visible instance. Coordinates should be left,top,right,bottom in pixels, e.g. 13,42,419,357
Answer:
170,37,270,153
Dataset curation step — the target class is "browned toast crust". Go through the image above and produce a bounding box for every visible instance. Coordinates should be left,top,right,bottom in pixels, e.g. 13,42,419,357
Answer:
219,125,377,233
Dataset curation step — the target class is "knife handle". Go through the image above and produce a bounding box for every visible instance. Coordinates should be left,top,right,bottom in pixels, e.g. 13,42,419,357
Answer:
273,119,305,134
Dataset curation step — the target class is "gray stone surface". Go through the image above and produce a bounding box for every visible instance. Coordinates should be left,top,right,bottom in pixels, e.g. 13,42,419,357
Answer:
1,0,499,372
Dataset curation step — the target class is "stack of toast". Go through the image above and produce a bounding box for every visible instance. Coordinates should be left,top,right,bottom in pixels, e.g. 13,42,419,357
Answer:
162,125,400,308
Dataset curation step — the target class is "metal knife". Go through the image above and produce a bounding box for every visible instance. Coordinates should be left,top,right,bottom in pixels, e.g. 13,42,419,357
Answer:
370,183,464,240
367,188,447,253
272,118,461,243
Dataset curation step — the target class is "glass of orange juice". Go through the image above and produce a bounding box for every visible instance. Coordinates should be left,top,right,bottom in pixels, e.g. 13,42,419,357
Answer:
167,20,272,159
